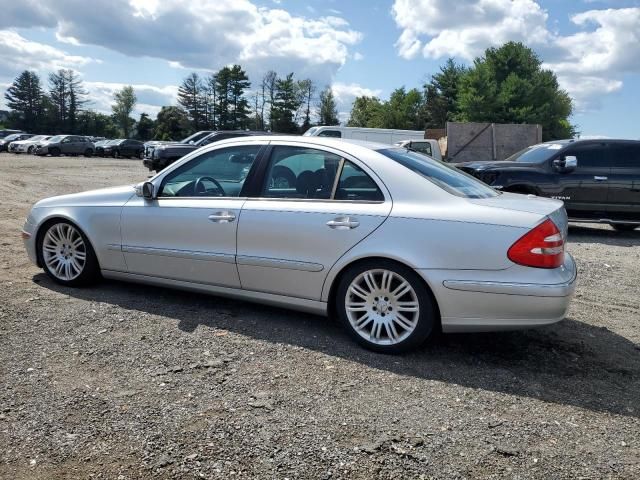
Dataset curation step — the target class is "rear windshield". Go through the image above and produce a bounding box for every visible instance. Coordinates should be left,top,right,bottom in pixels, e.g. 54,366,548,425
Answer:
505,143,566,163
378,148,498,199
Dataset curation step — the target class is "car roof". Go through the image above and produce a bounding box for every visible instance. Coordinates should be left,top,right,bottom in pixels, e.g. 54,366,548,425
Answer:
209,134,396,152
542,138,640,145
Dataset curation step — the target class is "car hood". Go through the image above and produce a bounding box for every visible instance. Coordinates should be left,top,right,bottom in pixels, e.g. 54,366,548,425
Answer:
33,185,137,209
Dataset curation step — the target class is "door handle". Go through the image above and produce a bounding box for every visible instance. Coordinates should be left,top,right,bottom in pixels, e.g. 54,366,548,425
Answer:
208,211,236,223
326,216,359,230
594,176,608,181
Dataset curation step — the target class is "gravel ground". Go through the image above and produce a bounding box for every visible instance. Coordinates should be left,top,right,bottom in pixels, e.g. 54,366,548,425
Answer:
0,153,639,479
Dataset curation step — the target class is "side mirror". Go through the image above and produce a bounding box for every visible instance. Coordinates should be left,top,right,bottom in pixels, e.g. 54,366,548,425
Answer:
136,181,155,199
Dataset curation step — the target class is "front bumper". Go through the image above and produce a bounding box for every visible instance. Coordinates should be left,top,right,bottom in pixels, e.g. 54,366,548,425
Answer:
422,253,578,332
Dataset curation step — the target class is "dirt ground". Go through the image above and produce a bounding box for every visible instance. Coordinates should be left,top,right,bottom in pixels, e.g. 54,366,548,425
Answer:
0,153,639,479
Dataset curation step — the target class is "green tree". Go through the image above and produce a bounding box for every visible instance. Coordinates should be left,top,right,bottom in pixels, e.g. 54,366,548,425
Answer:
4,71,45,132
383,87,424,130
298,78,315,132
213,67,232,129
136,113,155,140
111,85,137,137
317,86,339,126
457,42,575,140
177,73,206,131
228,65,251,129
271,73,302,133
347,96,385,128
154,106,190,141
48,69,87,133
76,110,119,137
422,58,467,128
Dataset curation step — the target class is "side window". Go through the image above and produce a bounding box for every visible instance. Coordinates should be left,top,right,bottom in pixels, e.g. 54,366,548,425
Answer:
263,146,341,199
411,142,432,156
159,145,261,198
563,144,607,168
335,161,384,201
317,130,342,138
610,144,640,168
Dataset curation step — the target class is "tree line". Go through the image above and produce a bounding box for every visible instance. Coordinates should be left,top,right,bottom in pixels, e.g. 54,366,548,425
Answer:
2,42,575,142
348,42,575,140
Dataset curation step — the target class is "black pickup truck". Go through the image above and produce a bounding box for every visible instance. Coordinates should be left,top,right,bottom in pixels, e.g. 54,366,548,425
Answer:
143,130,270,172
455,139,640,231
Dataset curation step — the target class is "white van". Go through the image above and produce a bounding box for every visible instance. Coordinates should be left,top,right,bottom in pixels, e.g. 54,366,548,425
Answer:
303,126,442,160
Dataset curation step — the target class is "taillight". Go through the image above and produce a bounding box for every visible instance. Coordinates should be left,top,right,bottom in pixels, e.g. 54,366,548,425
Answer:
508,218,564,269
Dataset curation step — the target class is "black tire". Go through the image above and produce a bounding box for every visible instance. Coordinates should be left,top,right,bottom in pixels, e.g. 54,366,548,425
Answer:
612,223,638,232
28,146,35,154
38,220,101,287
335,259,437,353
84,148,93,157
137,150,144,159
49,147,60,157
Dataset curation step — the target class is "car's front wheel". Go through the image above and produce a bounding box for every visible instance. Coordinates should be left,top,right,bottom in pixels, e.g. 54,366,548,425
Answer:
40,221,100,286
336,260,437,353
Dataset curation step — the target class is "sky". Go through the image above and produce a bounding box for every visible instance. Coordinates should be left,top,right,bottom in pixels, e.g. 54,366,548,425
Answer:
0,0,638,138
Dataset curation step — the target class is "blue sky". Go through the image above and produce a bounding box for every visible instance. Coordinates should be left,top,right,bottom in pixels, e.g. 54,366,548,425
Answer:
1,0,639,138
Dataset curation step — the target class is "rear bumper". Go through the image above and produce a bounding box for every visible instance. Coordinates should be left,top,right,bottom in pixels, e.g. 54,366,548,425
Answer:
420,253,577,332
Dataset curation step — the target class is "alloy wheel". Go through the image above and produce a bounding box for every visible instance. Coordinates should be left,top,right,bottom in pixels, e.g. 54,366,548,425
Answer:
345,269,420,346
42,223,87,281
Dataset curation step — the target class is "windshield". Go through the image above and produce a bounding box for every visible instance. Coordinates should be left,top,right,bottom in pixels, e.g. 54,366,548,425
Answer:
28,135,46,142
505,143,566,163
303,127,319,136
378,148,498,199
4,134,21,141
47,135,64,143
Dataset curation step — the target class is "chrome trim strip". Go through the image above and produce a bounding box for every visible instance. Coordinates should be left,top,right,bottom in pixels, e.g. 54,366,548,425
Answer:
236,255,324,272
101,270,327,315
107,243,121,251
121,245,235,264
442,279,576,297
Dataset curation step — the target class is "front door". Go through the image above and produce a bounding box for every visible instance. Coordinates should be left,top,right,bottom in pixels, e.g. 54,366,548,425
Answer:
120,144,263,287
551,142,610,219
237,144,392,300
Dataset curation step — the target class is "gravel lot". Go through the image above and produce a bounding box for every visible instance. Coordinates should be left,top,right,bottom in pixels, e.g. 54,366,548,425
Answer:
0,153,639,479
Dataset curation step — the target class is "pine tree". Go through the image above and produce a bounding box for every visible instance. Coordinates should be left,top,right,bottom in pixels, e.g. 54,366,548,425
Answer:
4,71,45,132
213,67,232,129
318,86,339,126
271,73,302,133
177,73,206,131
48,69,87,133
298,79,315,132
228,65,251,129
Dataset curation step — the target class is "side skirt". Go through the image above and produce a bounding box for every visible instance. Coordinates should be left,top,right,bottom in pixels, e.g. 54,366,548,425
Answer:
101,270,328,316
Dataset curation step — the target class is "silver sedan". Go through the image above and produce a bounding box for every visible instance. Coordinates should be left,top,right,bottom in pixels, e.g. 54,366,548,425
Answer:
22,136,577,353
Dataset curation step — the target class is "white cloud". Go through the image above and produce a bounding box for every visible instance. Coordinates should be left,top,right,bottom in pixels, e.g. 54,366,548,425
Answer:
0,30,93,77
332,82,384,123
391,0,640,111
353,52,364,61
83,81,178,118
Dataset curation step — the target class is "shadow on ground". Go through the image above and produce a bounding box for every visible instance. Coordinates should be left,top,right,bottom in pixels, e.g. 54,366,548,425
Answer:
36,273,640,418
569,224,640,246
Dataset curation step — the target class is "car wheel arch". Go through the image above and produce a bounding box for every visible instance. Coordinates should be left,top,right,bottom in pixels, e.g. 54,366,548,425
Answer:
324,255,442,326
502,184,539,195
34,216,100,270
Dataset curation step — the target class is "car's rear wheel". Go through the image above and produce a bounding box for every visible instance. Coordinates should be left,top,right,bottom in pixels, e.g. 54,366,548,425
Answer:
28,146,35,154
336,260,437,353
84,148,93,157
612,223,638,232
40,221,100,286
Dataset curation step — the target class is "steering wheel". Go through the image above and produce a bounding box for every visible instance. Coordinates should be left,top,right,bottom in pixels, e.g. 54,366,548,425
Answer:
194,176,225,196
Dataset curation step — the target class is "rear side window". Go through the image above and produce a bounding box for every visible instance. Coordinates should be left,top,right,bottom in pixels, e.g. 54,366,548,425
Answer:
335,162,384,201
410,141,432,156
610,144,640,168
378,148,498,199
317,130,342,138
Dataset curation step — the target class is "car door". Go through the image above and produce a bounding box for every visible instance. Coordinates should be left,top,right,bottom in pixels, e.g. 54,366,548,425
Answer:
550,142,610,219
237,143,392,300
120,142,265,287
606,142,640,220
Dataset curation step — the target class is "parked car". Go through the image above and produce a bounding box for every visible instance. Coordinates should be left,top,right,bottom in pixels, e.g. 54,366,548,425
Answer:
455,139,640,231
9,135,52,154
394,139,443,160
102,139,144,158
144,131,214,160
22,136,576,353
143,131,271,172
1,133,34,152
93,139,114,156
0,129,23,139
35,135,95,157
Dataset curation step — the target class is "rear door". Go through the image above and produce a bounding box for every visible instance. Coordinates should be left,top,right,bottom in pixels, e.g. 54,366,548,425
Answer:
237,142,392,300
551,142,610,219
606,142,640,221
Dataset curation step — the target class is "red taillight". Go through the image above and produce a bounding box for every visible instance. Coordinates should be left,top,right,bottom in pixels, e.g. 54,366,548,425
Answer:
508,219,564,269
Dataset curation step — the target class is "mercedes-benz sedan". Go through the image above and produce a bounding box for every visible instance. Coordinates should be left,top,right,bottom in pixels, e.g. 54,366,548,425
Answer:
22,137,577,353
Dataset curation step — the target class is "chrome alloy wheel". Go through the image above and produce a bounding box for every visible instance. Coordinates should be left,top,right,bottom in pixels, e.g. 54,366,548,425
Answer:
42,223,87,281
345,269,420,346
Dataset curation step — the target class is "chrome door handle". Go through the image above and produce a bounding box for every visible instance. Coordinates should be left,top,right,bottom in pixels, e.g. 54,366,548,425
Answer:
594,176,608,181
326,216,359,230
208,211,236,223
